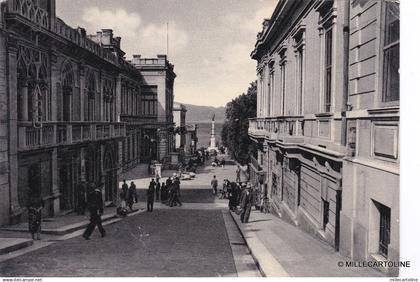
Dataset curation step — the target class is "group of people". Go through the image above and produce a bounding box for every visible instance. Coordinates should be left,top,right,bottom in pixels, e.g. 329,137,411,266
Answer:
147,177,182,210
119,177,183,213
120,180,138,211
211,175,256,223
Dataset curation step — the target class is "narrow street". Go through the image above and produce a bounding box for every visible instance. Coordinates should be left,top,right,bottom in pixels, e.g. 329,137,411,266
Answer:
0,163,260,277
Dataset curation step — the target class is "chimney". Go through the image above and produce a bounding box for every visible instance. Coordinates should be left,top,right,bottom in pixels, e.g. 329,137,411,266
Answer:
114,36,121,48
157,54,167,64
132,54,141,65
101,29,113,45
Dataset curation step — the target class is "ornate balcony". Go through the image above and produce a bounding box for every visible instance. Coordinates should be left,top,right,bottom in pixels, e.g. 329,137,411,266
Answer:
18,121,126,151
7,0,49,29
248,116,305,144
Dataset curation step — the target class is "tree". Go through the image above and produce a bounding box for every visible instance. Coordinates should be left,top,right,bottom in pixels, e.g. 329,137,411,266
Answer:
222,81,257,165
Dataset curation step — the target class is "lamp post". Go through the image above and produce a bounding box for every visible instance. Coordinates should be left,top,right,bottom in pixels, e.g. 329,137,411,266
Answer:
156,128,161,162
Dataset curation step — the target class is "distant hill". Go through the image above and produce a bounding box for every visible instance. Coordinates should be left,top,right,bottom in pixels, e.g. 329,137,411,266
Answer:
178,103,226,123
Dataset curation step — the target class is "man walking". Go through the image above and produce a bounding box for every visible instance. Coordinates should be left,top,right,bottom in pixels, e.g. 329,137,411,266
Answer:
155,180,161,201
170,177,182,207
240,183,255,223
147,179,156,212
83,184,106,240
127,181,138,211
211,175,218,195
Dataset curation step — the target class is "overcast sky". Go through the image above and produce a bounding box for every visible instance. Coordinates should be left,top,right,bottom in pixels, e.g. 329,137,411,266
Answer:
56,0,277,107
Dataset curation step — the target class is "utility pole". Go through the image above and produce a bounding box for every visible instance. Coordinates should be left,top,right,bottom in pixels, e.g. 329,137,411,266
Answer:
166,22,169,58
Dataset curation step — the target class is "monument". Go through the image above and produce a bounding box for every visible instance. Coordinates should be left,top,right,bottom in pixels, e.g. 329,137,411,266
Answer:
207,113,219,152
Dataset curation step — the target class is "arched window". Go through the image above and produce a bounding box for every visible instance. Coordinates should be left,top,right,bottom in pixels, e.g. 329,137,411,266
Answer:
103,79,114,122
62,62,74,122
85,72,96,121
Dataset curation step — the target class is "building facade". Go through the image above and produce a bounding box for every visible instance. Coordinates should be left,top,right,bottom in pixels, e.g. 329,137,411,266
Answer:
248,0,399,275
131,55,176,164
0,0,156,225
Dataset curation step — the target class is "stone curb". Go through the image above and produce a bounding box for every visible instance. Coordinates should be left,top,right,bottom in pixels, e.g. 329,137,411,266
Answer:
229,210,289,277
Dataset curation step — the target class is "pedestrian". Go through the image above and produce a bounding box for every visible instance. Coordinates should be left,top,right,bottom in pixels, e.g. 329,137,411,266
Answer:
76,181,87,215
221,158,225,168
120,180,129,208
127,181,138,211
211,175,218,195
236,165,241,183
83,184,106,240
170,177,182,207
147,179,156,212
160,182,167,203
240,183,256,223
27,192,44,240
155,180,161,201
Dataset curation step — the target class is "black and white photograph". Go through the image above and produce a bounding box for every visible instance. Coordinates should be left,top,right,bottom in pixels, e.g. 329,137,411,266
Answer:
0,0,418,279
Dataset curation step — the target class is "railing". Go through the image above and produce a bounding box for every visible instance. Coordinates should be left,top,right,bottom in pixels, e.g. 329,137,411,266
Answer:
18,121,127,151
248,116,305,141
7,0,49,29
5,2,120,67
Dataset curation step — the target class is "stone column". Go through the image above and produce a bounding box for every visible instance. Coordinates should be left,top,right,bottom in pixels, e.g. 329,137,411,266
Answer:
115,75,122,122
20,82,28,121
79,63,85,121
51,148,60,214
7,39,22,223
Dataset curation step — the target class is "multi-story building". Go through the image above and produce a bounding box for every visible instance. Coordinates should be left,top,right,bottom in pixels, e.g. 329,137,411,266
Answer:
173,102,187,150
0,0,152,225
248,0,399,275
131,55,176,164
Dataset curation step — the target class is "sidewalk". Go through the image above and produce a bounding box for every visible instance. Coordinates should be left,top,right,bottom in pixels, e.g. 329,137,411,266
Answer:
230,208,384,277
0,203,144,259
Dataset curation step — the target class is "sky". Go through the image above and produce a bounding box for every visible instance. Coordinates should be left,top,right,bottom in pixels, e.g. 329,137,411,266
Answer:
56,0,278,107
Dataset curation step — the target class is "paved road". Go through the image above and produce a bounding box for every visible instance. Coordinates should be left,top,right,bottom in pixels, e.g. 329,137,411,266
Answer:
0,163,255,277
0,209,237,277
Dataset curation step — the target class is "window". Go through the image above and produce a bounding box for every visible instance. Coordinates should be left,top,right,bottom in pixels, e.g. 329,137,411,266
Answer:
378,203,391,258
293,27,305,115
268,65,274,116
324,27,333,112
279,49,287,116
296,47,304,115
141,86,158,116
382,1,399,102
317,0,334,113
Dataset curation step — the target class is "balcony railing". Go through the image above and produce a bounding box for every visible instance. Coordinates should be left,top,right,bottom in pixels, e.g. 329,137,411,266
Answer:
248,116,305,143
18,121,126,151
7,0,49,29
6,1,119,66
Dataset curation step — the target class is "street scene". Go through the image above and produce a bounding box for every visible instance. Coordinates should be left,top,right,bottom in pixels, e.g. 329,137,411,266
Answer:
0,0,408,279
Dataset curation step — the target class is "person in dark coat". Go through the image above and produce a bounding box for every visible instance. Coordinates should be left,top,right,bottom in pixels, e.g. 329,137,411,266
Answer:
155,181,161,201
83,184,106,240
170,177,182,207
211,175,218,195
147,179,156,212
240,183,256,223
127,182,138,211
27,193,44,240
120,180,129,208
76,181,87,215
160,182,167,203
